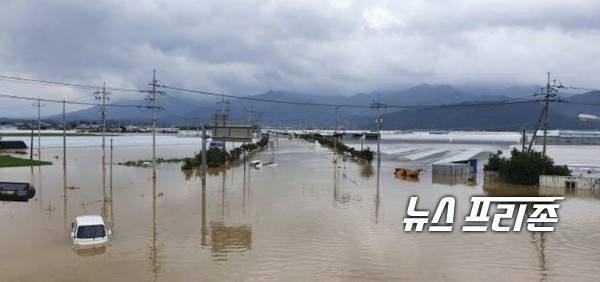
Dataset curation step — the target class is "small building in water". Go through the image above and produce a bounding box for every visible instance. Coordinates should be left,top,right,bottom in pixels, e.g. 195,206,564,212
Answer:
531,130,600,145
432,161,477,186
539,175,600,190
0,140,28,150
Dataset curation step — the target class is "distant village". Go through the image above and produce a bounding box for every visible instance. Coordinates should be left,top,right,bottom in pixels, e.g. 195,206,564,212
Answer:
4,120,181,134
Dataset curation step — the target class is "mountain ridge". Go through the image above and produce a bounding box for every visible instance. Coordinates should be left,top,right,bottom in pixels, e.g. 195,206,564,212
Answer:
43,85,600,130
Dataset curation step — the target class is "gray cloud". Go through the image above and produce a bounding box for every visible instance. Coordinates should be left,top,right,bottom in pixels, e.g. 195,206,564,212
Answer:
1,0,600,117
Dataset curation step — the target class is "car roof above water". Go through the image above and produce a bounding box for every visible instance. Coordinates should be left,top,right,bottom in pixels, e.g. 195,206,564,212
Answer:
75,215,105,226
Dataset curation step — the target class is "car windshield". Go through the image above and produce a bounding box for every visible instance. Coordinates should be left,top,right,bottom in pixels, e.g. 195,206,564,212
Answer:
77,225,106,239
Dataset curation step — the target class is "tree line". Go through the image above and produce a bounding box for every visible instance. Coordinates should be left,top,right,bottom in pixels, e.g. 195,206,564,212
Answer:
181,138,269,169
299,134,374,163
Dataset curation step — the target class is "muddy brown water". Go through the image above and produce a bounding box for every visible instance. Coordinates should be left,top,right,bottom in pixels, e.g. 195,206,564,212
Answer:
1,137,600,281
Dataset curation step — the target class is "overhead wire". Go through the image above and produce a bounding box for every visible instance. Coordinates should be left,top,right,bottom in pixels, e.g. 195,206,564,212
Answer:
160,85,368,108
0,92,146,108
558,99,600,107
0,74,592,113
159,84,544,110
0,75,141,92
252,108,331,115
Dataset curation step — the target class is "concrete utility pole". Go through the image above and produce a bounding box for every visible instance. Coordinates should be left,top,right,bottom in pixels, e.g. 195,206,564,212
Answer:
201,124,207,187
34,98,44,159
109,138,114,230
94,83,110,169
527,72,561,155
216,96,230,151
244,104,254,123
37,98,41,158
542,72,557,156
371,96,387,184
334,106,341,159
63,100,66,169
30,120,34,160
218,96,230,114
110,138,113,197
542,72,564,156
94,82,111,202
143,70,165,181
521,129,526,152
151,73,157,180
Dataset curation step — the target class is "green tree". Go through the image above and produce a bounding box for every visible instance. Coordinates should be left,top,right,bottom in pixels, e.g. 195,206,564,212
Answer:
181,138,269,170
204,148,229,167
484,148,570,185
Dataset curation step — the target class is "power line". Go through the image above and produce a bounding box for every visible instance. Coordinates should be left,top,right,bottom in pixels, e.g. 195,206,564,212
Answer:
252,108,331,115
563,86,600,92
0,92,144,108
0,74,574,111
558,99,600,107
387,99,544,110
160,84,543,110
0,86,545,114
160,85,368,108
0,75,140,92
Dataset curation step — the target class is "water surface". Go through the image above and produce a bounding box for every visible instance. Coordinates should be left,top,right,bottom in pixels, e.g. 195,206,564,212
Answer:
1,135,599,281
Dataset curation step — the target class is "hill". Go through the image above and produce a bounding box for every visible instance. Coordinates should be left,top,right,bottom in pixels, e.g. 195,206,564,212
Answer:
44,85,600,130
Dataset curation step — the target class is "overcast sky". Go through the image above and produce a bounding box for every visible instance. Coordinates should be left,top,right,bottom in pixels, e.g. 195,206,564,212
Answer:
1,0,600,117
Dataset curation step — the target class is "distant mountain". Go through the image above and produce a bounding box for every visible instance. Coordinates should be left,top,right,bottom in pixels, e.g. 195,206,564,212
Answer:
45,85,600,130
380,84,472,105
372,95,600,130
374,101,544,130
47,97,209,125
459,84,542,98
552,91,600,117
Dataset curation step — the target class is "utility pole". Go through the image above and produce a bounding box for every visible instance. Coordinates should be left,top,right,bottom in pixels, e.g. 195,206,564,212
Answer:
218,96,231,114
30,120,34,160
110,138,113,197
63,100,66,169
151,72,157,180
37,98,41,158
334,106,341,161
244,104,254,123
542,72,555,156
201,124,207,187
521,129,526,152
109,138,114,230
94,83,111,169
34,98,44,159
144,71,164,272
371,96,387,184
256,114,262,132
94,82,111,202
216,96,230,151
143,70,165,181
140,70,166,182
527,73,561,155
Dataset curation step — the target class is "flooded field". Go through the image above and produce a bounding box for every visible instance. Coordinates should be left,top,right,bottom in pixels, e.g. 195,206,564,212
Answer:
1,135,600,281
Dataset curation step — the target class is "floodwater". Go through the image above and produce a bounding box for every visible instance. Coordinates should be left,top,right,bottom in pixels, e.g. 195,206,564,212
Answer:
1,135,600,281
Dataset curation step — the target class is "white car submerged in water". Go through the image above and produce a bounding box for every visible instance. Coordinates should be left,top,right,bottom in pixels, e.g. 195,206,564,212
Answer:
250,160,262,168
71,215,111,247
